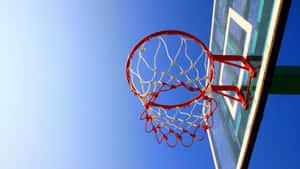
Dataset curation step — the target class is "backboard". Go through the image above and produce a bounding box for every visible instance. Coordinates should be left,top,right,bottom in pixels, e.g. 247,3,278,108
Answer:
206,0,290,169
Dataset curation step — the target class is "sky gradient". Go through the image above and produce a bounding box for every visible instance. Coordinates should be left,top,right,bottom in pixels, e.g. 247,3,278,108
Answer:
0,1,299,169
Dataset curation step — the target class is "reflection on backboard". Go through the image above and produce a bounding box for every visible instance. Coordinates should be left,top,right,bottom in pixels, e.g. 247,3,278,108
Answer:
206,0,290,169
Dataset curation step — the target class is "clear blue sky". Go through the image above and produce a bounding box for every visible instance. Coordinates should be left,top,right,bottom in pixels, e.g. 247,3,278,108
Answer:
0,1,299,169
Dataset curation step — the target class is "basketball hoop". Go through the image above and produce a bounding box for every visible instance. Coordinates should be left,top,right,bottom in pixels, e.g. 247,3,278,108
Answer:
126,30,255,147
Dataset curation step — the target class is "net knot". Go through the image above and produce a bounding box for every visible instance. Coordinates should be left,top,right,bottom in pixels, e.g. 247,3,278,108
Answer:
169,129,175,134
161,82,167,86
139,48,146,52
205,114,210,120
202,125,209,130
151,92,159,98
169,84,176,89
145,113,151,120
176,134,182,139
144,103,150,110
178,81,184,86
152,125,157,133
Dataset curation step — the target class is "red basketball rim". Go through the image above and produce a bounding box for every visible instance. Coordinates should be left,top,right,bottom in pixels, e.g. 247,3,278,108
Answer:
126,30,215,109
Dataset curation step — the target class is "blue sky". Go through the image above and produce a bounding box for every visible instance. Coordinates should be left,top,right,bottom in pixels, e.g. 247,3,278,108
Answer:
0,1,299,169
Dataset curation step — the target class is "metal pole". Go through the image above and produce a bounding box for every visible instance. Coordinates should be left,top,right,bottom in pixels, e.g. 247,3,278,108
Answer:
270,66,300,94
